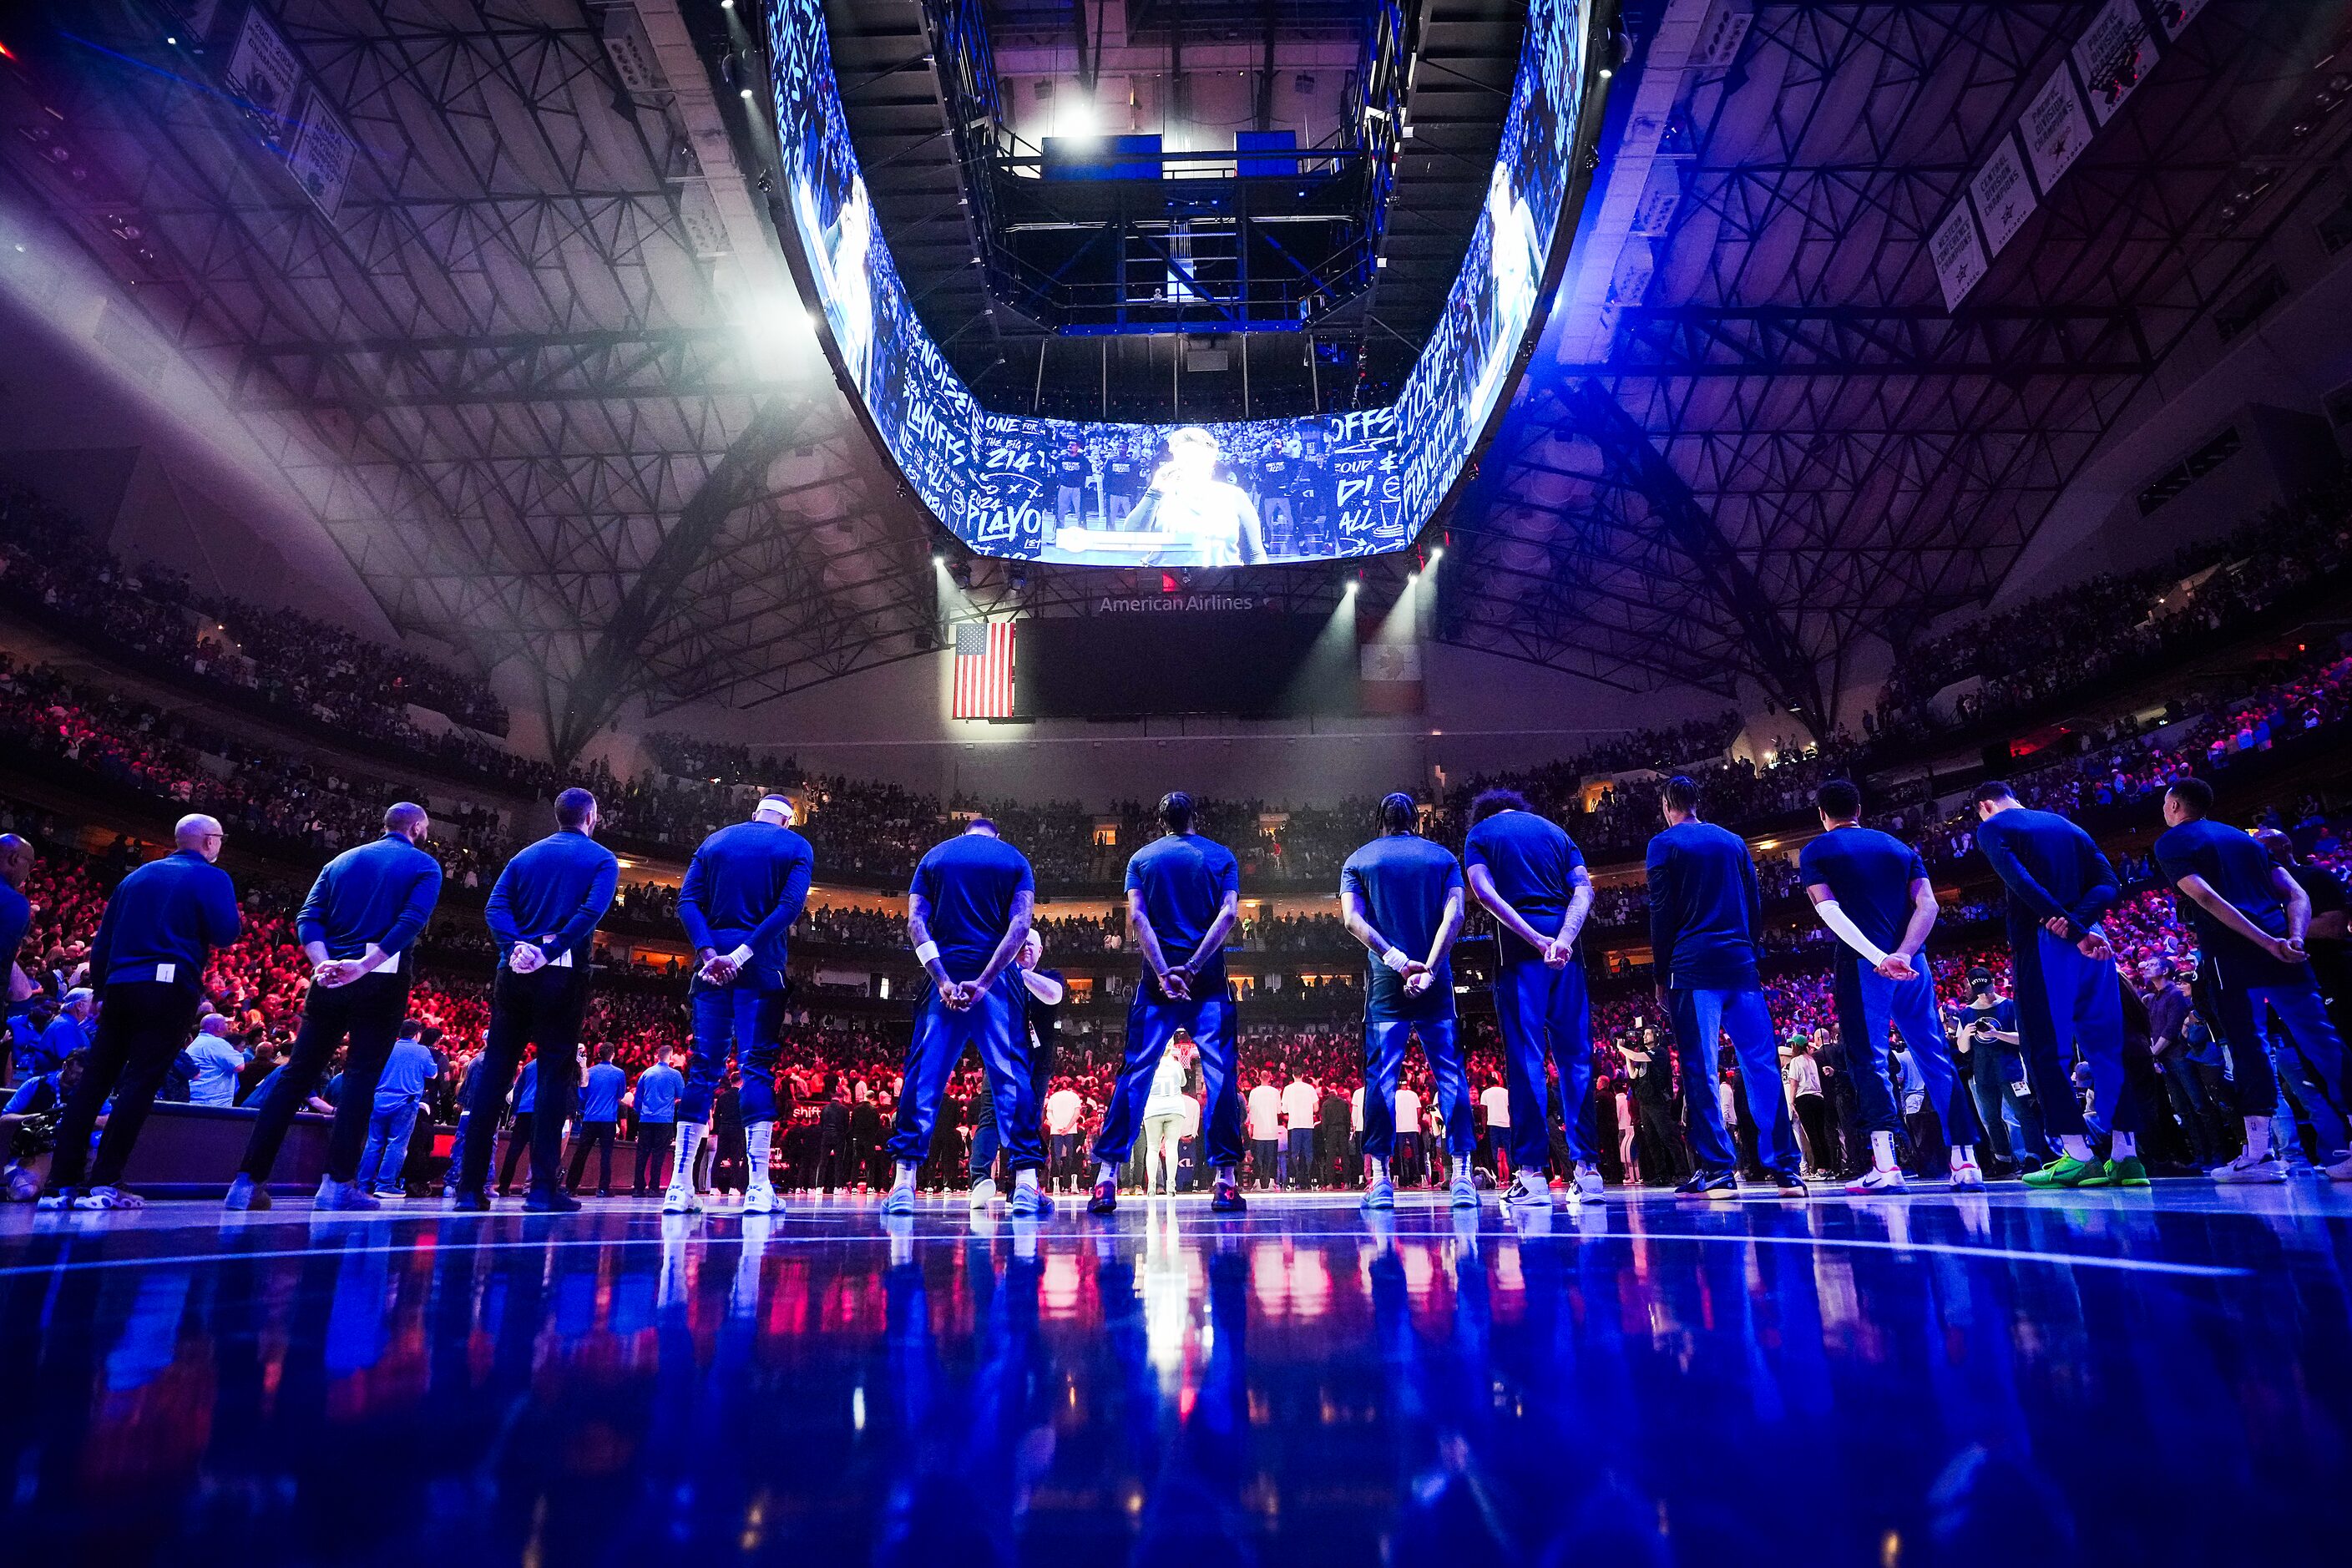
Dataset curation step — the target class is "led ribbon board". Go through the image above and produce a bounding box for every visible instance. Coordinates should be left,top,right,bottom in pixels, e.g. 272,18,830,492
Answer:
767,0,1590,567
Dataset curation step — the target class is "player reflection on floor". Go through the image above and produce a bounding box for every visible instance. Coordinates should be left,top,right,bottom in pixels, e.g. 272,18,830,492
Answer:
1124,427,1268,567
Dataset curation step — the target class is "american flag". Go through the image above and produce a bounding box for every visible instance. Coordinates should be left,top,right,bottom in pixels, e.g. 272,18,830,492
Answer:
952,619,1017,719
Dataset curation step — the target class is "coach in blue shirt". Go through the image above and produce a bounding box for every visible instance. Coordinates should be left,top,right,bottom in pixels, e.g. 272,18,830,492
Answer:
630,1045,685,1196
41,813,241,1211
564,1044,629,1196
668,792,813,1216
1343,794,1471,1211
1464,787,1600,1206
1089,792,1247,1215
886,818,1049,1217
1972,780,2139,1189
2157,776,2351,1184
1645,776,1802,1197
230,802,442,1212
1800,779,1985,1192
451,787,619,1212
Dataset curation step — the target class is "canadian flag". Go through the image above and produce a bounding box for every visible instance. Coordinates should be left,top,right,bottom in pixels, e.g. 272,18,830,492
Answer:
1358,639,1424,714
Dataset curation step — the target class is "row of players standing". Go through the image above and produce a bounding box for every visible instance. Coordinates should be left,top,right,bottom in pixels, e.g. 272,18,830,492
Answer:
16,755,2345,1212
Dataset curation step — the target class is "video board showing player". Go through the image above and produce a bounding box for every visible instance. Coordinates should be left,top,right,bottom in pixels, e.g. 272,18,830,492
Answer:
768,0,1588,566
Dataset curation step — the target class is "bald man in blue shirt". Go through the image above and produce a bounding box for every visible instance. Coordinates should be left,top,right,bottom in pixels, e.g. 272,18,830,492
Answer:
1645,776,1803,1198
669,791,813,1216
1973,780,2142,1188
230,802,442,1212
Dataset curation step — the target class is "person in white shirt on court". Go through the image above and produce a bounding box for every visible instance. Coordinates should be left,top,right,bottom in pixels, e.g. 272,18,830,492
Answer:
1282,1072,1318,1188
1247,1076,1283,1189
1141,1048,1190,1196
1044,1081,1084,1189
1393,1083,1423,1186
1479,1079,1513,1182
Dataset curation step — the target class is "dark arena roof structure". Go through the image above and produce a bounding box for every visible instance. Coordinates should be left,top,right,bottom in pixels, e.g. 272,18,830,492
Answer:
2,1,2348,756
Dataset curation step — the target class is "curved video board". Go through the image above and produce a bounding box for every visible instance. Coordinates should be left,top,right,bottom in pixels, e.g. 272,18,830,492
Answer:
767,0,1590,566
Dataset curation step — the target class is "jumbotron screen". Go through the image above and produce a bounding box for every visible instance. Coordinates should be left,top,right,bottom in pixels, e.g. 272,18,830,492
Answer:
766,0,1591,567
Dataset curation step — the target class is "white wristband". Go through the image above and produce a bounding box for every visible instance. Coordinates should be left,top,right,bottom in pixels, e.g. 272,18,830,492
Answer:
1382,946,1414,974
914,941,941,965
726,944,753,966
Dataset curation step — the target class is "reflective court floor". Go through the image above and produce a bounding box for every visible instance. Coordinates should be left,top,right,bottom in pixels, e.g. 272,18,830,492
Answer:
4,1184,2350,1566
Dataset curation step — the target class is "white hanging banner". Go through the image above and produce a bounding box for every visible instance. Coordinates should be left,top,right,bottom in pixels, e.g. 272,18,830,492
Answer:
227,6,304,142
2153,0,2211,43
288,89,358,220
2020,67,2095,195
1969,132,2038,257
1930,204,1989,311
2072,0,2162,127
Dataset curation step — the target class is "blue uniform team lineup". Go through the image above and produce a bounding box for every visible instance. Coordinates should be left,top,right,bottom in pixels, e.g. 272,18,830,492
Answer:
18,763,2345,1216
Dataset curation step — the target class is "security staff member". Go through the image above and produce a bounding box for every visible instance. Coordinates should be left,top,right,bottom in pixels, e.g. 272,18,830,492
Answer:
38,814,240,1211
886,819,1050,1217
452,787,619,1211
1343,794,1472,1211
1973,781,2138,1189
1798,780,1985,1193
1464,787,1601,1207
229,802,442,1211
1088,792,1247,1215
1646,776,1805,1199
667,792,813,1216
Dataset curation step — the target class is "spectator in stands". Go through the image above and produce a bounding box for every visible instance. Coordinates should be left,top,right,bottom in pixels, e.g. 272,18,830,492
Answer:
182,1014,250,1108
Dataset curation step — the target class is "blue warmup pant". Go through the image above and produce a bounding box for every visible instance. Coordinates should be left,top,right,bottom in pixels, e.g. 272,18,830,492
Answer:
2248,978,2352,1153
1362,1015,1472,1162
1667,986,1797,1175
890,974,1043,1171
2012,927,2135,1138
1834,962,1985,1146
1493,956,1596,1173
1095,987,1243,1169
680,979,789,1125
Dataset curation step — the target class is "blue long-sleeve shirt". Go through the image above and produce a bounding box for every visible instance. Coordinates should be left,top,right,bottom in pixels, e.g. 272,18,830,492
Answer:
297,832,443,968
579,1061,625,1122
1974,807,2118,935
678,821,815,989
89,850,240,991
486,831,620,966
1645,819,1764,991
0,883,28,974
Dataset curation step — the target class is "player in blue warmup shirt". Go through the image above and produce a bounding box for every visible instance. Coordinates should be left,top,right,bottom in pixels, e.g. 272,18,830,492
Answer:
1971,781,2143,1189
39,814,241,1211
1464,787,1601,1206
888,818,1050,1217
1798,780,1985,1194
1090,792,1248,1215
2156,776,2352,1185
670,791,813,1216
455,787,620,1212
1644,776,1804,1198
630,1046,685,1196
230,802,442,1213
565,1044,630,1196
1343,794,1472,1211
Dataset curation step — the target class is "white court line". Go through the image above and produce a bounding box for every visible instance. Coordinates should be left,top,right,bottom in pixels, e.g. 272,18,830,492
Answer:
0,1217,2252,1281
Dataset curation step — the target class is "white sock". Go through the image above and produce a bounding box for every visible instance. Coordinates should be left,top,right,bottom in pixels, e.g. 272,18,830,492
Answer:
2060,1133,2093,1162
670,1124,706,1186
1096,1160,1119,1186
746,1122,773,1187
2244,1117,2272,1160
2111,1131,2136,1159
1014,1167,1039,1192
1370,1156,1392,1184
1950,1144,1976,1168
1870,1130,1897,1171
891,1161,918,1191
1212,1163,1237,1188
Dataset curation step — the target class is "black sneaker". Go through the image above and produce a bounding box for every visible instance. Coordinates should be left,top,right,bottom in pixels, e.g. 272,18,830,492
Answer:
1674,1169,1737,1200
1086,1180,1118,1216
1772,1171,1808,1197
448,1189,492,1211
1210,1181,1249,1214
523,1188,583,1214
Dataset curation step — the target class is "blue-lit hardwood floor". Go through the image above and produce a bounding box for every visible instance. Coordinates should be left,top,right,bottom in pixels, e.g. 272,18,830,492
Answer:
3,1182,2349,1565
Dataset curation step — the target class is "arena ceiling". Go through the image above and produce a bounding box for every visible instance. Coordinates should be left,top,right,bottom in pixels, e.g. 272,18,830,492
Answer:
3,1,2349,760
